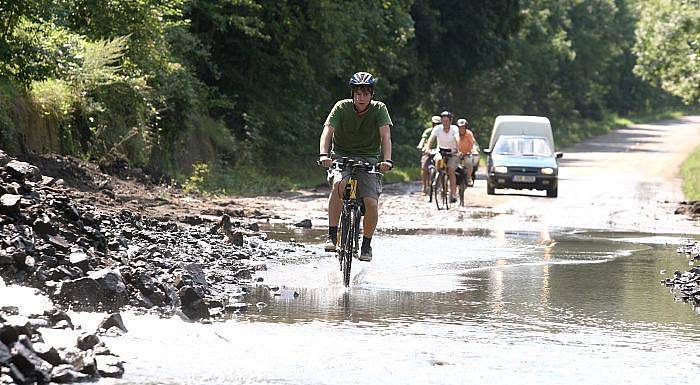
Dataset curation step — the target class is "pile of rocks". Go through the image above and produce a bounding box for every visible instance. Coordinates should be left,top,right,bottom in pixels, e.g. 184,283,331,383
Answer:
1,308,125,383
0,149,311,383
663,241,700,306
674,201,700,217
0,149,306,319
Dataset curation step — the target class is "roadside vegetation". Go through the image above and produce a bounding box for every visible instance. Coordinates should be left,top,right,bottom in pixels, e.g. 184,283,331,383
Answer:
682,147,700,201
1,0,698,195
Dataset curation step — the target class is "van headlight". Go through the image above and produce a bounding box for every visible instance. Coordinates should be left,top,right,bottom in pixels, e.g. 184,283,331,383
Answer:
494,166,508,174
541,167,554,175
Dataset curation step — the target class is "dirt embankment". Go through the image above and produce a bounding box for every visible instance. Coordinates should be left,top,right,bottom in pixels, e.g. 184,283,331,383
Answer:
0,151,310,384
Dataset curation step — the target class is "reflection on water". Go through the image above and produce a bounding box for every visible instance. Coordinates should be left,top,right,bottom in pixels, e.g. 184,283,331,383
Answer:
35,229,700,384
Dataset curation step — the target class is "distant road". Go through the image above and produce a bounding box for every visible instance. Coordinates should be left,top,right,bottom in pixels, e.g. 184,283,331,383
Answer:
240,116,700,235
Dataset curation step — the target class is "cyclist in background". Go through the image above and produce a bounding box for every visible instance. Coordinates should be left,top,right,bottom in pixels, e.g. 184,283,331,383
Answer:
318,71,393,262
416,115,441,195
423,111,460,203
456,118,475,186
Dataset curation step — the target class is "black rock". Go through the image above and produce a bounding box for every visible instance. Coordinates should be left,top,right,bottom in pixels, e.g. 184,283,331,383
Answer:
97,313,128,334
4,316,32,338
178,286,210,320
51,364,90,383
76,333,100,351
11,342,53,384
32,342,62,366
0,341,11,363
0,251,12,266
47,235,71,251
0,194,21,215
68,251,91,272
231,231,244,247
5,160,41,182
294,219,313,228
181,263,208,290
0,324,19,346
95,355,124,378
33,214,55,235
54,268,128,311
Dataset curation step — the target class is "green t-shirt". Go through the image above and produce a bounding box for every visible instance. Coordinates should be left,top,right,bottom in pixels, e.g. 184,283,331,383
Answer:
421,127,433,140
324,99,393,157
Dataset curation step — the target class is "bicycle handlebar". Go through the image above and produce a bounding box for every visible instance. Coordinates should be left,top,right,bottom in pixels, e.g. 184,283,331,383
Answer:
317,157,390,173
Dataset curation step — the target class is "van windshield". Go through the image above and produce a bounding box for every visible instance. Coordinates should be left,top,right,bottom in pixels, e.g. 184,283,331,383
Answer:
493,136,552,156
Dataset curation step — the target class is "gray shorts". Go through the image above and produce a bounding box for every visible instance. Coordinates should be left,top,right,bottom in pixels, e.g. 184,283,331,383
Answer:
329,156,383,200
435,153,458,169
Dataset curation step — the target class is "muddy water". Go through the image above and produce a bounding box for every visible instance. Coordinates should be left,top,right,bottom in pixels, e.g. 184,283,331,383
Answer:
33,228,700,384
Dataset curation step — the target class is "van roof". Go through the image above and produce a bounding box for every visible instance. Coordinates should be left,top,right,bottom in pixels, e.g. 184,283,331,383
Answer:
489,115,554,150
494,115,550,125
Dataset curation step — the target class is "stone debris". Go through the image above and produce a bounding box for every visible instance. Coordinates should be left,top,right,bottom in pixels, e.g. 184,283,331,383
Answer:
1,306,123,384
0,149,311,383
664,240,700,307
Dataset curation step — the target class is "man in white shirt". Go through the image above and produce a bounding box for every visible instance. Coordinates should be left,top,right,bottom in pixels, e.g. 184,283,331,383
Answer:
423,111,460,203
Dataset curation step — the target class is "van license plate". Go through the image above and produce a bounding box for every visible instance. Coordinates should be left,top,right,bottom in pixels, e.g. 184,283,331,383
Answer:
513,175,536,183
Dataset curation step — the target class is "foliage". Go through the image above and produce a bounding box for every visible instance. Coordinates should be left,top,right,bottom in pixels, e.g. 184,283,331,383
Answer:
633,0,700,105
0,0,690,192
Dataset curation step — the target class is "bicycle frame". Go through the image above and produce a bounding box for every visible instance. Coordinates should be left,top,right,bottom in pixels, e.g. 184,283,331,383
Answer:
331,158,377,286
431,149,452,210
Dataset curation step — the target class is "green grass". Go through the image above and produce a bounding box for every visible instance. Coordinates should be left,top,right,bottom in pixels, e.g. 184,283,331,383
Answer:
682,145,700,201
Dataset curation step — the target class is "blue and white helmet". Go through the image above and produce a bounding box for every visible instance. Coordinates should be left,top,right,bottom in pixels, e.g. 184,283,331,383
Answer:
349,72,376,87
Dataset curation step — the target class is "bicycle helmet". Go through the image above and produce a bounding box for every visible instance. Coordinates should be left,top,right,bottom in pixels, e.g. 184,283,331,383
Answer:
440,110,452,118
457,118,468,127
349,72,376,87
431,115,441,124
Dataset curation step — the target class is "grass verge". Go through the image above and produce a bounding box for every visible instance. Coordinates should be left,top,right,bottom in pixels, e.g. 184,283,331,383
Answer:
682,146,700,201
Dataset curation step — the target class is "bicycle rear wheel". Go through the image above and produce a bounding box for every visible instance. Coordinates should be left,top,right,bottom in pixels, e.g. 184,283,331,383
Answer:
341,207,356,287
459,178,466,207
428,166,435,202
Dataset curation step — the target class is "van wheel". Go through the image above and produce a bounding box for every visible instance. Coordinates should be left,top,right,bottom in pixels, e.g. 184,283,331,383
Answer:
547,187,558,198
487,182,495,195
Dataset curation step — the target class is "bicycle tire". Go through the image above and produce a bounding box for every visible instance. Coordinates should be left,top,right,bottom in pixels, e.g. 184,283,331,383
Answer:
434,173,444,210
459,178,466,207
443,173,449,210
337,209,348,271
428,166,435,202
342,207,356,287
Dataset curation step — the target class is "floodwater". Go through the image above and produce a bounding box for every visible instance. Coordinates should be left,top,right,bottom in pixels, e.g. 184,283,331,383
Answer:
29,226,700,385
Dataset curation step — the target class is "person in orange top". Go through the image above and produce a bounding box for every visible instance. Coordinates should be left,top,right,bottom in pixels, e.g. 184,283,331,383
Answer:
456,118,475,185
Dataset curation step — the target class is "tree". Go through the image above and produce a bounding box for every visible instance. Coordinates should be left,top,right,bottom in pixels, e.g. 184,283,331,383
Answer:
634,0,700,104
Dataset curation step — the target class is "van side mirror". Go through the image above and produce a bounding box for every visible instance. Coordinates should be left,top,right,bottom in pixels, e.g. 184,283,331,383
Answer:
555,152,563,159
483,148,492,155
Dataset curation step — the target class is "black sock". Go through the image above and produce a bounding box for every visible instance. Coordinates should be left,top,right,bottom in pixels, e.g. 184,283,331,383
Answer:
362,236,371,250
329,226,338,241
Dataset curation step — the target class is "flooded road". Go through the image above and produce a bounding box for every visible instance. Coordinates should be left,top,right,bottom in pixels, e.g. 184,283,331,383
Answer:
5,117,700,384
33,228,700,384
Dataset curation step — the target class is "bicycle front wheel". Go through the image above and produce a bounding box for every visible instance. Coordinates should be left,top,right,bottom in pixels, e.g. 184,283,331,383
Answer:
341,207,357,287
337,210,349,271
434,173,444,210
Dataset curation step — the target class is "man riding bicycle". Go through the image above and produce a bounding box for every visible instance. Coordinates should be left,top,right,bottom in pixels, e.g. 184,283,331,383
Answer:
319,72,393,262
423,111,460,203
456,118,475,186
416,115,441,195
